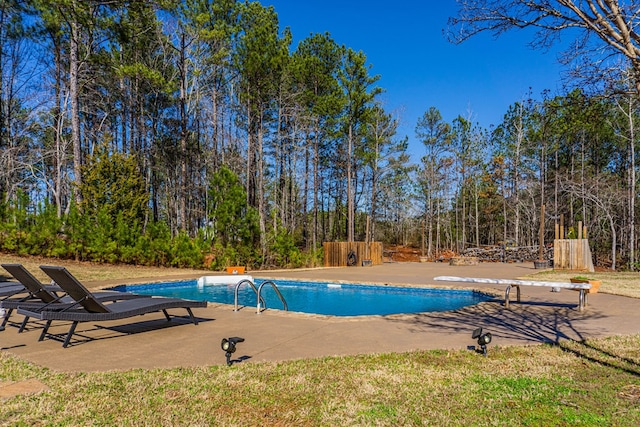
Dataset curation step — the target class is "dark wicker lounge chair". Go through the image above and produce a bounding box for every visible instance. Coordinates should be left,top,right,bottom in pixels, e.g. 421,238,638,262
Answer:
1,264,149,330
17,266,207,347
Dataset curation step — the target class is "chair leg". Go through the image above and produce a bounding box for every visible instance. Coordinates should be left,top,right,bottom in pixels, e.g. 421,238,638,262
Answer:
62,322,78,348
186,308,198,325
39,320,52,341
1,308,13,328
162,309,171,321
18,315,30,333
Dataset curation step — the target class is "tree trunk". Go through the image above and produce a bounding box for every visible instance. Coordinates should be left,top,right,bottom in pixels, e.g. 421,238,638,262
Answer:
347,122,354,242
54,41,64,216
313,123,319,250
257,113,266,261
70,18,82,205
179,33,188,232
474,180,480,247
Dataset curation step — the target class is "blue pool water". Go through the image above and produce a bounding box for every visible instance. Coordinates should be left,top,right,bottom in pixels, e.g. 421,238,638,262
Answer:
110,279,493,317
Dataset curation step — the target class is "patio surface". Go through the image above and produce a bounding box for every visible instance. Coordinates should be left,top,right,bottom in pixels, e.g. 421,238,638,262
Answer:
1,262,638,372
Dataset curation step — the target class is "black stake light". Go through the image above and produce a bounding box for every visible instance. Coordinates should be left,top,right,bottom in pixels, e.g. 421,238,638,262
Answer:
471,327,492,357
221,337,245,366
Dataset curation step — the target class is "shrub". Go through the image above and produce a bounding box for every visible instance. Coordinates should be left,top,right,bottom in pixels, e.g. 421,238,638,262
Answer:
268,226,303,268
170,231,204,268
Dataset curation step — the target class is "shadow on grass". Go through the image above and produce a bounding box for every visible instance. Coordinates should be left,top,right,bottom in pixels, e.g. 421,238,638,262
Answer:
559,339,640,377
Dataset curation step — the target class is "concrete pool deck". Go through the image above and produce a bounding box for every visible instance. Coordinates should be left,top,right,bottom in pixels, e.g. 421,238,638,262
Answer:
1,262,639,372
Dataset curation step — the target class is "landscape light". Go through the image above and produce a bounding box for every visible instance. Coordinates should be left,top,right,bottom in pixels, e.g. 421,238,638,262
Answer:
471,327,492,357
221,336,245,366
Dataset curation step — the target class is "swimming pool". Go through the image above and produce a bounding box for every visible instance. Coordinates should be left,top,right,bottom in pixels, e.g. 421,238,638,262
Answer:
110,278,493,317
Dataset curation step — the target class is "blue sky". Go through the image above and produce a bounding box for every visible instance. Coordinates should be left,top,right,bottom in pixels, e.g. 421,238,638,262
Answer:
259,0,568,158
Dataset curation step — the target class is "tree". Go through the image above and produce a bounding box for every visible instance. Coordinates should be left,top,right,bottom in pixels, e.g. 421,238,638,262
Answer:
377,156,416,245
609,70,640,270
338,47,381,242
364,104,409,243
235,1,290,260
560,176,624,270
292,32,343,249
207,165,259,266
415,107,451,257
450,114,486,251
0,0,33,206
79,143,149,225
33,0,118,207
494,101,533,246
449,1,640,95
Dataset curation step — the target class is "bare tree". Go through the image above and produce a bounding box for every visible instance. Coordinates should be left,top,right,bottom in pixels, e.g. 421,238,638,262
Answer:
560,177,624,270
416,107,452,257
609,67,639,269
365,104,410,244
449,1,640,95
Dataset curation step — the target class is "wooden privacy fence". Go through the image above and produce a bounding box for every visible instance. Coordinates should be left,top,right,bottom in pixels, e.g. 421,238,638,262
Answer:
323,242,383,267
553,239,595,272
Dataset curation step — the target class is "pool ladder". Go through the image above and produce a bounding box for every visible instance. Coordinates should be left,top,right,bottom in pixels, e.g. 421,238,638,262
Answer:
233,279,288,313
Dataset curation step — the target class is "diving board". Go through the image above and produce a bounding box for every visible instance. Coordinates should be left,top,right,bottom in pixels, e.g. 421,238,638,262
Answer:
434,276,591,312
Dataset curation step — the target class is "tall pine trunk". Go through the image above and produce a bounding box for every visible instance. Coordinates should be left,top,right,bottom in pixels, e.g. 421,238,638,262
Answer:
347,122,354,242
70,18,82,205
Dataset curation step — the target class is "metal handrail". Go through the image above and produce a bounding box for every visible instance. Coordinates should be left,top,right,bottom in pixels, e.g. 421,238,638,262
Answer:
233,279,265,311
256,280,288,313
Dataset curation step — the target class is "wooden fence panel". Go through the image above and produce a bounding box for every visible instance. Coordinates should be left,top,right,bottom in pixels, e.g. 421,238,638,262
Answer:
553,239,595,272
323,242,383,267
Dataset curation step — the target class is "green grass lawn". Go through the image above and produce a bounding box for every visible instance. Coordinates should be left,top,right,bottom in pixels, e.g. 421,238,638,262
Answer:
1,336,639,426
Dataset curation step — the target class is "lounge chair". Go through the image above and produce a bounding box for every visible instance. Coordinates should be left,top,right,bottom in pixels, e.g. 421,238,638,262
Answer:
0,264,150,330
17,266,207,347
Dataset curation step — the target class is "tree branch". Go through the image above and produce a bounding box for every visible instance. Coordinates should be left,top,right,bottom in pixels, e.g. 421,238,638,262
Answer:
449,0,640,94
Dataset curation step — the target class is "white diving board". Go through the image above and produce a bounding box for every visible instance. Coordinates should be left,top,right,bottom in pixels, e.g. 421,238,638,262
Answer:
434,276,591,311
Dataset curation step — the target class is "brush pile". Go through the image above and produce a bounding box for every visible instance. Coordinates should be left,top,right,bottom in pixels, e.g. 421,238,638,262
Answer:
461,245,554,263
